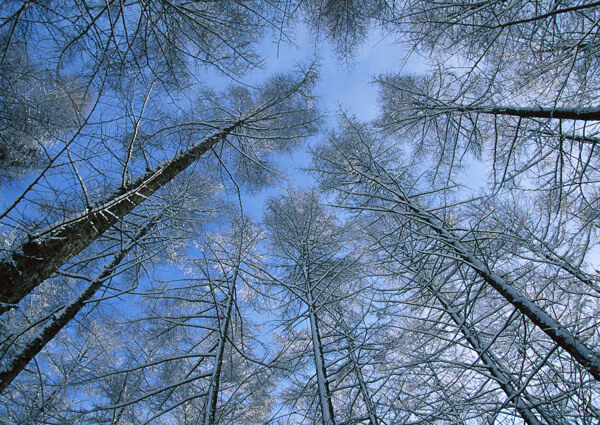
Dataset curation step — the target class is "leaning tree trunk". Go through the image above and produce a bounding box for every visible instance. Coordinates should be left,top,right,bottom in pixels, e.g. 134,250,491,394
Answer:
449,104,600,121
0,123,240,313
423,278,554,425
0,217,156,392
364,171,600,382
417,203,600,381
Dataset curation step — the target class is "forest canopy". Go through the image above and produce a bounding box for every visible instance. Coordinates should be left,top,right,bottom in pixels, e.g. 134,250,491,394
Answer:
1,1,599,424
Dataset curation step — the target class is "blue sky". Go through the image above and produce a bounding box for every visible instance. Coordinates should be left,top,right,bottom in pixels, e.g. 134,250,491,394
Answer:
0,21,420,222
235,23,423,220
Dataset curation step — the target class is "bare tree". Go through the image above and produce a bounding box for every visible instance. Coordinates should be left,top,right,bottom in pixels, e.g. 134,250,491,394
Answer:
312,117,600,413
376,71,600,201
296,0,396,58
0,212,161,392
368,1,600,217
264,190,386,425
0,68,319,313
265,190,340,425
0,36,88,182
0,167,221,396
1,214,275,424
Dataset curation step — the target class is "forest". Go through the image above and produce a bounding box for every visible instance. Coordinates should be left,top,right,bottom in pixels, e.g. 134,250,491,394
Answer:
1,1,599,424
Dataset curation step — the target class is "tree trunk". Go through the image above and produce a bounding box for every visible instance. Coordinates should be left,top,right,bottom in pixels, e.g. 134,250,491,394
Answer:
344,329,379,425
304,264,336,425
0,123,240,313
454,104,600,121
0,218,155,392
427,282,552,425
202,272,237,425
308,303,336,425
389,184,600,381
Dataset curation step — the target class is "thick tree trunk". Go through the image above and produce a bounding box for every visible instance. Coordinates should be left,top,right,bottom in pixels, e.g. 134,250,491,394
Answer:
0,123,240,313
0,219,155,392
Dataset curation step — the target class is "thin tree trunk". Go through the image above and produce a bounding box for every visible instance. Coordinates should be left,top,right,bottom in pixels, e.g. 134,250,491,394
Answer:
342,158,600,381
454,104,600,121
202,271,237,425
308,303,336,425
304,264,336,425
0,218,156,392
386,182,600,381
427,283,553,425
0,123,240,312
343,330,379,425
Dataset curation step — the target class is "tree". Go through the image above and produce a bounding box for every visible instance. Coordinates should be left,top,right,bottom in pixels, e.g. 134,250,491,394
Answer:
0,67,319,313
372,0,600,206
0,212,159,392
3,1,600,423
0,0,291,229
1,214,275,424
0,0,317,310
264,190,385,425
312,117,600,418
0,167,222,399
265,190,340,425
0,36,88,182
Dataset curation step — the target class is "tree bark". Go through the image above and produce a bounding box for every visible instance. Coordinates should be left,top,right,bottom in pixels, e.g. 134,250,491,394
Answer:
0,218,155,392
0,123,240,313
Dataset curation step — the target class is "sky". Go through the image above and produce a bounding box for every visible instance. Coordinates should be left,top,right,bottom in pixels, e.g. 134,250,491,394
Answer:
227,22,489,221
233,23,424,220
3,6,599,422
0,20,419,243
